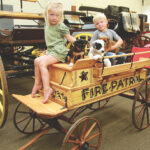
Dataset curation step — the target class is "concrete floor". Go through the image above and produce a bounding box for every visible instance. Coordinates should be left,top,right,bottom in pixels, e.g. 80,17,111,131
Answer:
1,76,150,150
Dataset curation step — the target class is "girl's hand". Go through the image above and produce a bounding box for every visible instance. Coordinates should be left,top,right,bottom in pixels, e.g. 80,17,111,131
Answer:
65,34,76,43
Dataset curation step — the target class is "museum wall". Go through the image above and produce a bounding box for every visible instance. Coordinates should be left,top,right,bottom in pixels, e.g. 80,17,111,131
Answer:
71,0,142,13
1,0,150,26
142,0,150,23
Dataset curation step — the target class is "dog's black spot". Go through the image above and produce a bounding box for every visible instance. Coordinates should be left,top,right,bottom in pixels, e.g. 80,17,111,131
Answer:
95,43,102,49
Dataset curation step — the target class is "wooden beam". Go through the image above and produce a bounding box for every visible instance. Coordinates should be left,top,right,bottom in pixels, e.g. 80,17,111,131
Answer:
100,59,150,77
0,10,44,20
99,51,150,60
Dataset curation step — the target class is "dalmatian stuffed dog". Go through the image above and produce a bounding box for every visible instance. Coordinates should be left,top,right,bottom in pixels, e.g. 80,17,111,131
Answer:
89,39,111,67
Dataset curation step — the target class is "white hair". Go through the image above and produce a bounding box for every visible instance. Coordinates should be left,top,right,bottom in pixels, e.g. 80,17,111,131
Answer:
93,13,107,23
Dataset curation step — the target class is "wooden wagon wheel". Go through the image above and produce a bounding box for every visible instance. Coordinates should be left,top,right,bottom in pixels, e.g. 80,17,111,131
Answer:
88,98,110,111
61,116,102,150
0,56,8,128
67,33,92,56
13,102,48,134
132,75,150,130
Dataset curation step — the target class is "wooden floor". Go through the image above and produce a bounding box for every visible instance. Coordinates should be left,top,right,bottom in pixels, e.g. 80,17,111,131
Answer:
1,76,150,150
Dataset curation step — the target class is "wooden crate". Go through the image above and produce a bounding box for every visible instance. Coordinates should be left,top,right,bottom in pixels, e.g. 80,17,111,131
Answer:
50,68,147,110
50,59,96,88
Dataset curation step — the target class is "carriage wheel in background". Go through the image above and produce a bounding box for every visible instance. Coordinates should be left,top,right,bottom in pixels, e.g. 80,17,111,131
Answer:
67,32,92,56
13,102,48,134
132,75,150,130
0,56,8,128
61,116,102,150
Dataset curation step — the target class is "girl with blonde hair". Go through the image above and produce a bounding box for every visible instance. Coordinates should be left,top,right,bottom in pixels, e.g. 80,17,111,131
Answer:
31,1,76,103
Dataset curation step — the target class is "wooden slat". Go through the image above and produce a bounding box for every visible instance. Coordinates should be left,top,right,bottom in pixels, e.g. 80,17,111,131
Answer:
72,58,96,70
101,59,150,77
51,59,96,71
132,59,150,69
69,82,142,110
0,11,44,20
51,63,72,71
100,51,150,59
12,94,67,117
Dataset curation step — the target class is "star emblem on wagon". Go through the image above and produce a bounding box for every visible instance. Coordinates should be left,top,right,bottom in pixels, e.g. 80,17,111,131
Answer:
79,71,88,81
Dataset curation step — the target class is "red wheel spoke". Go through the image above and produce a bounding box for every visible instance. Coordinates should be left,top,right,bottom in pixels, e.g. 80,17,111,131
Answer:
69,132,76,139
136,105,145,123
75,126,81,140
135,103,145,109
89,144,98,148
86,131,101,142
71,145,79,150
140,106,146,128
84,122,97,139
67,139,80,144
81,120,88,140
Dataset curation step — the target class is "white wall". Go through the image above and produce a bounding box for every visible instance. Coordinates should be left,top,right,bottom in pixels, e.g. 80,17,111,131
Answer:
1,0,150,25
71,0,142,13
2,0,71,12
142,0,150,23
1,0,71,25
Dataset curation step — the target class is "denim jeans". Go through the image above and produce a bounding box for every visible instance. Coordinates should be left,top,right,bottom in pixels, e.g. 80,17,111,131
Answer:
106,52,126,65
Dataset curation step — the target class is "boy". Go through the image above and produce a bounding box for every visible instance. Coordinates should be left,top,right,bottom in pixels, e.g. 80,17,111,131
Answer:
90,12,126,65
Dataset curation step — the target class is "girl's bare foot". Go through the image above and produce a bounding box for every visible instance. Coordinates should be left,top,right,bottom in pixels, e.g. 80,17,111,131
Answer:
42,88,53,104
31,84,43,98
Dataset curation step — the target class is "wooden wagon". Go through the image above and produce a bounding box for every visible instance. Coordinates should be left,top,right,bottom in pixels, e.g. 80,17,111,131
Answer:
8,50,150,150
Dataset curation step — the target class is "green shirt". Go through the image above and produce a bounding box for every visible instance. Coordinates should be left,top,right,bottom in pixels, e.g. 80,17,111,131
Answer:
44,22,70,62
